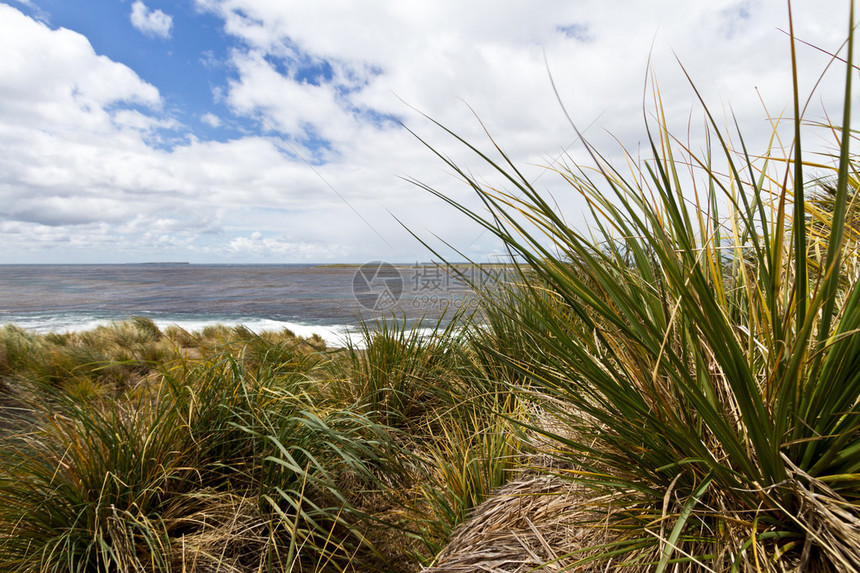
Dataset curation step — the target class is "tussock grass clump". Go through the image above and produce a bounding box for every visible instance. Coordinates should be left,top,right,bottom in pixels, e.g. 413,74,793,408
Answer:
415,4,860,571
0,321,422,572
317,316,532,565
332,316,466,429
423,475,599,573
0,318,174,393
416,407,525,555
0,390,189,572
0,319,531,571
0,319,324,399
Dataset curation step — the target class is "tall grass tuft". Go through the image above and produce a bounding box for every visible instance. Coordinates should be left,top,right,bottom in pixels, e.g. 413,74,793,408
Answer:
0,325,412,572
0,389,187,572
412,4,860,570
334,315,465,429
416,406,524,556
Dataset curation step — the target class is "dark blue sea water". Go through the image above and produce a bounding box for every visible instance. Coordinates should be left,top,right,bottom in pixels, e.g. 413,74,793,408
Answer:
0,264,480,346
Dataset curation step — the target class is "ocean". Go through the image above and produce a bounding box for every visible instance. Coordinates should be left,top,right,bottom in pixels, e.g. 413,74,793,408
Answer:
0,263,483,346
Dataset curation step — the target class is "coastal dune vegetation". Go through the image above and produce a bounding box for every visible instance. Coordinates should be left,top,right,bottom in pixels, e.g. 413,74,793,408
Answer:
2,3,860,571
0,315,521,572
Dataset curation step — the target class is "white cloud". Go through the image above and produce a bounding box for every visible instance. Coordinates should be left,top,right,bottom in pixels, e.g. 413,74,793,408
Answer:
0,1,856,264
0,7,161,131
200,112,221,127
0,5,181,255
130,1,173,39
189,0,854,259
195,0,844,173
226,233,348,260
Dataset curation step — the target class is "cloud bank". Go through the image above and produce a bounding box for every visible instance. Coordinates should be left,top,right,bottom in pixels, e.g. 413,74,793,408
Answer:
0,1,854,264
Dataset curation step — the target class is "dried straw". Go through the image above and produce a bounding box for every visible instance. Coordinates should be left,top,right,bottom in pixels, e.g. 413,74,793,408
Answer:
423,475,608,573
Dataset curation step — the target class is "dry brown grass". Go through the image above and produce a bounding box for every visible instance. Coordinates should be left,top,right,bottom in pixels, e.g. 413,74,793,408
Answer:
165,491,277,573
424,475,611,573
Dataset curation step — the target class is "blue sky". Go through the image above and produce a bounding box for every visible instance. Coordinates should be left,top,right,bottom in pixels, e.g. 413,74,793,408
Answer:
0,0,853,263
18,0,294,145
31,2,226,129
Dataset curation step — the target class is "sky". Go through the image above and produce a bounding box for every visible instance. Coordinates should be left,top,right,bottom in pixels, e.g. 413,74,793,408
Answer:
0,0,855,264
